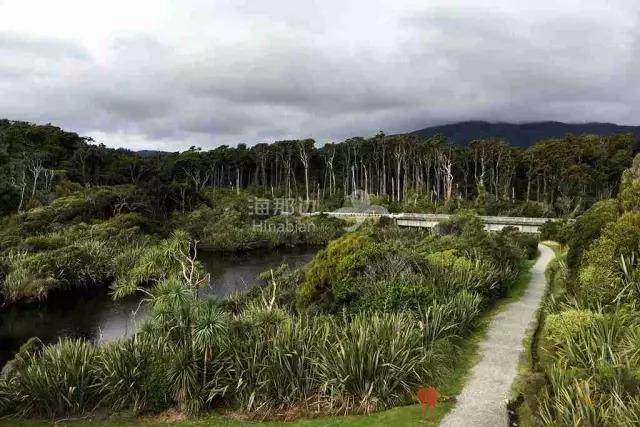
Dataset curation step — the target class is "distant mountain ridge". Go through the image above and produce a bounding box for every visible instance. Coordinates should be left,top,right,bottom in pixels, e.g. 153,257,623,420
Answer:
410,121,640,146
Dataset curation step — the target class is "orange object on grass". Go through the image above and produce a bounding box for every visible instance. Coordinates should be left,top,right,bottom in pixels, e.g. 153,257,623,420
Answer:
416,386,439,420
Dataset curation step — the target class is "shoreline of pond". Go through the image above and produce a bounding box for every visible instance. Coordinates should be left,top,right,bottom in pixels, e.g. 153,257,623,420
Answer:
0,246,319,367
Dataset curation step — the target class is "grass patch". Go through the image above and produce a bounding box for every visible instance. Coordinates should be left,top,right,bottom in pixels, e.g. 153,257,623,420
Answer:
0,406,444,427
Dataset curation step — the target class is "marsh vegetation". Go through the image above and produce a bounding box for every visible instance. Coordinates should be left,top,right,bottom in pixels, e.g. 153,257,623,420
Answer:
0,214,537,419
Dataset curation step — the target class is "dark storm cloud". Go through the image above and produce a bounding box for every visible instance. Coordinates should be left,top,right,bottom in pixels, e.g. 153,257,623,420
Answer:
1,0,640,150
396,6,638,121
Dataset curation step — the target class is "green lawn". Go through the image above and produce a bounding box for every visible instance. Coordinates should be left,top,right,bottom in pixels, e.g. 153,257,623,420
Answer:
0,404,446,427
1,257,537,427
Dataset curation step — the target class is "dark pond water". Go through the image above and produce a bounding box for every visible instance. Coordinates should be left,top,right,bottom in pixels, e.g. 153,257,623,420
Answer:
0,247,318,367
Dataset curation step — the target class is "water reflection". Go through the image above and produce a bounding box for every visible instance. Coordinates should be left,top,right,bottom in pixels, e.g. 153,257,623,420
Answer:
200,248,316,296
0,247,318,367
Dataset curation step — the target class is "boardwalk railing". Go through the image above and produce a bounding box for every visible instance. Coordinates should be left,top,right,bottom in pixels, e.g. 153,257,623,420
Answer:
310,212,555,233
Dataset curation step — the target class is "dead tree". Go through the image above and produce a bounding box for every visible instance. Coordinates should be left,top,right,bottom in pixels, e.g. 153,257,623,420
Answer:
28,159,44,202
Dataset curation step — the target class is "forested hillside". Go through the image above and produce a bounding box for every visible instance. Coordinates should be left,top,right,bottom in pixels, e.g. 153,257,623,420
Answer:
411,121,640,147
1,119,637,218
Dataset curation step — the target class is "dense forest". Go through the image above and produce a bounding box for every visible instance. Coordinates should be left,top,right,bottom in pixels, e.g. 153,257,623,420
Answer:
1,119,637,219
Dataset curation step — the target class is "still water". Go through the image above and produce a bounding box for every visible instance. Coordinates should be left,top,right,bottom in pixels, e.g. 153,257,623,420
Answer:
0,247,318,366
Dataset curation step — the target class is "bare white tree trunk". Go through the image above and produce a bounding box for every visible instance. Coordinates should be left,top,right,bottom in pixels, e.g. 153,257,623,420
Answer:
351,165,356,193
362,162,368,195
297,141,311,202
44,169,55,192
28,159,44,202
393,144,404,202
440,153,454,201
236,168,240,195
17,169,27,213
324,144,336,196
183,168,211,192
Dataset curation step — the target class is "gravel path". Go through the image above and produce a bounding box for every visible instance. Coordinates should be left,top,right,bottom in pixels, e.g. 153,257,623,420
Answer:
440,244,554,427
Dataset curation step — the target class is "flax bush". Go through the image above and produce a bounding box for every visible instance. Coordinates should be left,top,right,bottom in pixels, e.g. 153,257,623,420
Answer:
318,313,427,413
2,339,99,417
93,337,172,413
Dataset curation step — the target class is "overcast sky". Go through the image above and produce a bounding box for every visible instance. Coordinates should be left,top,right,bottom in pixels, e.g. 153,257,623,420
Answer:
1,0,639,151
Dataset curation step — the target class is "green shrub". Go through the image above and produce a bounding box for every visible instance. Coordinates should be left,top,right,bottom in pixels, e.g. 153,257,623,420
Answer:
539,220,572,246
4,241,113,301
376,215,394,227
22,234,66,252
541,309,602,364
226,314,326,412
538,376,610,427
112,230,195,298
514,232,539,260
296,233,374,310
530,156,640,426
619,153,640,213
298,232,438,312
318,313,428,413
537,310,640,425
575,264,622,307
610,393,640,426
601,212,640,256
573,213,640,306
94,337,172,412
487,230,529,269
620,324,640,367
94,337,172,413
567,199,619,269
2,339,99,417
15,186,136,235
438,215,529,271
345,276,433,312
426,249,474,271
0,379,11,417
196,213,345,252
434,210,485,241
541,310,639,387
417,292,482,346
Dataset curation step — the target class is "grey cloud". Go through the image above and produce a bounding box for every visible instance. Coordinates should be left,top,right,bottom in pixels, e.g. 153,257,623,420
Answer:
171,37,418,113
0,32,89,82
0,32,88,59
1,1,640,150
